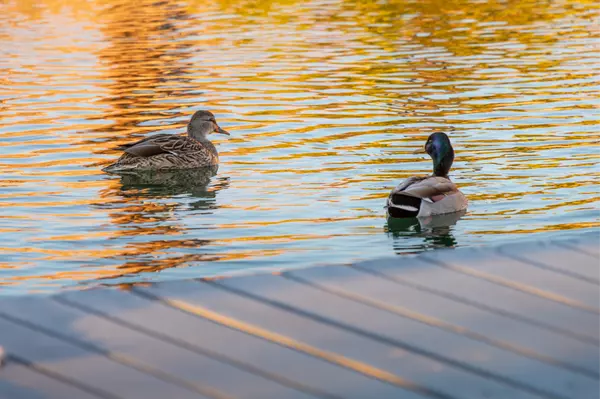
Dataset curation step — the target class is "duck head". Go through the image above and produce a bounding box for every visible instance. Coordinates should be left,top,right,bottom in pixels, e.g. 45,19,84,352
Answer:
187,110,230,141
414,132,454,177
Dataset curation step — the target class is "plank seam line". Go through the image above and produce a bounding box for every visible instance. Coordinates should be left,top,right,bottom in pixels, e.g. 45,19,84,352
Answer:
284,272,599,379
54,295,342,399
553,241,599,259
349,263,599,346
3,354,122,399
132,285,460,399
0,310,231,399
202,280,569,399
495,246,599,285
419,255,600,315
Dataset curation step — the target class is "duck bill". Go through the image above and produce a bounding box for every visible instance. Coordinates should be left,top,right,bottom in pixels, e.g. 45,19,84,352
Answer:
215,126,230,136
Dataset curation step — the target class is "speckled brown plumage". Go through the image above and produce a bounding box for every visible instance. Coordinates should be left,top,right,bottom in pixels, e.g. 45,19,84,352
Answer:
102,110,229,173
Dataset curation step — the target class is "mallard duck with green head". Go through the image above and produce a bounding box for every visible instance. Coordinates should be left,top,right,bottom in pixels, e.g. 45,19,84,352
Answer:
386,132,467,218
103,110,229,173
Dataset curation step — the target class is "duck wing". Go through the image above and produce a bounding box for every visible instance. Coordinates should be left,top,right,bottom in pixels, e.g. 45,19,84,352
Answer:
387,176,459,218
396,176,458,200
122,134,203,158
392,176,426,193
116,134,174,150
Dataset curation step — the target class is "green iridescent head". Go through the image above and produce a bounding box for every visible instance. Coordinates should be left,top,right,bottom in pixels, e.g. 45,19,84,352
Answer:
419,132,454,177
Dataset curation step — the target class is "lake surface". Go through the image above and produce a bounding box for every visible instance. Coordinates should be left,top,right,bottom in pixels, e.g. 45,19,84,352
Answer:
1,0,598,294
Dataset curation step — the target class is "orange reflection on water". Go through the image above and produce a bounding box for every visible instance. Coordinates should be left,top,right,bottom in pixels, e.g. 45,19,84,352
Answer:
0,0,598,292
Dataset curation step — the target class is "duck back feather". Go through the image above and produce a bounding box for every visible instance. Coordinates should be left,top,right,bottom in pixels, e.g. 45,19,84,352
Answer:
102,134,218,172
386,176,467,218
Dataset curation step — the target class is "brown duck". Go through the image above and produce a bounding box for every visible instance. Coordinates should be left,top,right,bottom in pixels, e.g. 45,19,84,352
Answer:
102,110,229,173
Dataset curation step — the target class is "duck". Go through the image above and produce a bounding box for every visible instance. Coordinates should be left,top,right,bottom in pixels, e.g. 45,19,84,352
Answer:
386,132,467,218
102,110,229,173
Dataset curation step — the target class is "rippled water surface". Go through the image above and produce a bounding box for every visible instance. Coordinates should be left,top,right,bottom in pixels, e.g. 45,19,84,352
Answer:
1,0,599,294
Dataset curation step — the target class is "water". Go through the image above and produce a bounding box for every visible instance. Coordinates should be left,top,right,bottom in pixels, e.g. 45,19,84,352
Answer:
0,0,598,294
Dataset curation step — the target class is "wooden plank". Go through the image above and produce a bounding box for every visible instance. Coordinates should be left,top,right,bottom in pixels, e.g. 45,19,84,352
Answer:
557,233,600,258
420,247,599,312
0,360,104,399
498,240,599,283
135,281,465,399
139,279,547,399
202,274,597,399
354,257,600,343
559,241,600,258
0,316,206,399
59,287,412,399
0,295,315,399
286,264,599,375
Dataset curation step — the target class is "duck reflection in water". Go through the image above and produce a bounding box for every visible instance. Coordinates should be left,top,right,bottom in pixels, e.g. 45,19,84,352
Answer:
114,165,229,210
89,166,230,280
385,210,465,253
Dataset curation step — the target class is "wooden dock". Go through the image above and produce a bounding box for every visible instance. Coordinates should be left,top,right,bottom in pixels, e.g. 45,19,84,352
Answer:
1,233,598,399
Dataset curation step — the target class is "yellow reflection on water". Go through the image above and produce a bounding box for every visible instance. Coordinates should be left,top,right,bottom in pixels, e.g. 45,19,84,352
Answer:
0,0,598,292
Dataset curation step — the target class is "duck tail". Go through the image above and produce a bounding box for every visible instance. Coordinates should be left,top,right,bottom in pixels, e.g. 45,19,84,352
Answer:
101,164,118,173
101,163,133,174
386,193,421,218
